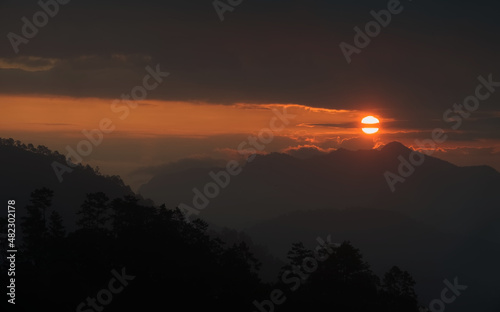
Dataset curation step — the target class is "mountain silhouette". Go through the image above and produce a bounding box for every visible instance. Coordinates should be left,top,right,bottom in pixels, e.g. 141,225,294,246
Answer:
137,141,500,311
0,138,139,230
2,138,499,311
140,141,500,243
0,138,427,312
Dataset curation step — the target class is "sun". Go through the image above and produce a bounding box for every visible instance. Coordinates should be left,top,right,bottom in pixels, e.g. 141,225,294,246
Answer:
361,116,380,134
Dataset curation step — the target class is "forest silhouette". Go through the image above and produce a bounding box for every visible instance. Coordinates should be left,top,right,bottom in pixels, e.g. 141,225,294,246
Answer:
1,185,420,311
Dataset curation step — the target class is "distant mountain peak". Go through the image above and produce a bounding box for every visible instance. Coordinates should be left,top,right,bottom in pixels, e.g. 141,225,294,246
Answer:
380,141,411,154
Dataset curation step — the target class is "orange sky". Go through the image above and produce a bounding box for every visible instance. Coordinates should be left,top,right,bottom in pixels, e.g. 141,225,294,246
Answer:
0,95,380,137
2,95,499,190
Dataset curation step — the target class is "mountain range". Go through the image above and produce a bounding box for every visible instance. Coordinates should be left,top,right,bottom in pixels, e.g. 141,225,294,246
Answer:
2,139,499,311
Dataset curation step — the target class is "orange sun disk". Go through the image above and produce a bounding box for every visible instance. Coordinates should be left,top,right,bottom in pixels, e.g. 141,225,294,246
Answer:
361,116,380,134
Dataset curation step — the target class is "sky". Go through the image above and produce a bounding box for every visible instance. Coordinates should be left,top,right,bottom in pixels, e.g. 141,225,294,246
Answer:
1,0,499,190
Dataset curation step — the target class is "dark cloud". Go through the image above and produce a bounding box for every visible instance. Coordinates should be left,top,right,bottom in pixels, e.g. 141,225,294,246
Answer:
0,0,499,132
0,55,57,71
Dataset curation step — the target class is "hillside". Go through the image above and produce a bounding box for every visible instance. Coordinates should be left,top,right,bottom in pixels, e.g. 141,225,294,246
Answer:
140,142,500,242
0,138,137,229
